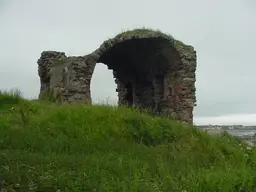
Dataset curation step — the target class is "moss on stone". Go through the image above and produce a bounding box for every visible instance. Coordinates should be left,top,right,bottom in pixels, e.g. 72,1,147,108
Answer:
94,28,190,62
53,58,66,66
114,28,185,46
116,28,165,37
39,88,62,103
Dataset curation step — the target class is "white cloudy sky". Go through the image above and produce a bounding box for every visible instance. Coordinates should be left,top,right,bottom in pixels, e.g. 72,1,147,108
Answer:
0,0,256,125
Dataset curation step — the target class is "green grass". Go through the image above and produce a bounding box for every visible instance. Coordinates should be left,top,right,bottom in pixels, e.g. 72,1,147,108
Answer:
115,28,185,46
97,27,186,52
0,89,24,112
116,28,168,37
1,91,256,191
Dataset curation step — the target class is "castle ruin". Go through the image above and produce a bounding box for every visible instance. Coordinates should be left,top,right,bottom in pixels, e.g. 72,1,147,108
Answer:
37,29,197,124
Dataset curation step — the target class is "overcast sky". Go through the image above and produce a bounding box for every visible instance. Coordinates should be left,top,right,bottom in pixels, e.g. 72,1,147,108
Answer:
1,0,255,125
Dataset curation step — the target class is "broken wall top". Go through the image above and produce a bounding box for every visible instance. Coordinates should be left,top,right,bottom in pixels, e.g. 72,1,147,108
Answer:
88,28,196,64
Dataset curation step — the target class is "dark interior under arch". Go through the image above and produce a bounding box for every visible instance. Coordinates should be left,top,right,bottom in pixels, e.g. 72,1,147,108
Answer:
98,38,175,82
97,37,180,112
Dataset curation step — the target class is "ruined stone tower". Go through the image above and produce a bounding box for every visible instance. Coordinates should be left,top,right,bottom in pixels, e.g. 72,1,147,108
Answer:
37,29,197,124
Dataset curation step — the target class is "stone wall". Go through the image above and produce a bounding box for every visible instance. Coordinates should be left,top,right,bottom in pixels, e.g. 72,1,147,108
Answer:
37,29,197,124
160,45,197,123
38,51,96,103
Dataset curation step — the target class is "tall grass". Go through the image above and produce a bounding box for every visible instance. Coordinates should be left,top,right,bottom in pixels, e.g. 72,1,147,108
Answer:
0,90,256,191
0,89,23,110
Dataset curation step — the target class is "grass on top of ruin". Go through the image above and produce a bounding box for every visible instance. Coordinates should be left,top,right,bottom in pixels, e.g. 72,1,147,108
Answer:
1,89,256,191
109,27,186,47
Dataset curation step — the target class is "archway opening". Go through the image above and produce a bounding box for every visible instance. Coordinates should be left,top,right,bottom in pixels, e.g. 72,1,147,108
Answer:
90,63,118,105
98,37,175,111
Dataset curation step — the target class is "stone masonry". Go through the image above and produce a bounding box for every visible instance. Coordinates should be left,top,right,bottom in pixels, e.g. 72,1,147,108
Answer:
38,52,95,103
37,29,197,124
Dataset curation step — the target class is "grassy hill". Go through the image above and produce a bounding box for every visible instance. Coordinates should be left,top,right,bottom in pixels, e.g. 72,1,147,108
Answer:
0,90,256,192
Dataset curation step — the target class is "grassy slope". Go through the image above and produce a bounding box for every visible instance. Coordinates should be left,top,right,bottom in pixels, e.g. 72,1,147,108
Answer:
0,90,256,192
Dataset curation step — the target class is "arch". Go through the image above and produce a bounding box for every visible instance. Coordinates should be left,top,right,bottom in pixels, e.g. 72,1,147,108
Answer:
37,28,197,124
